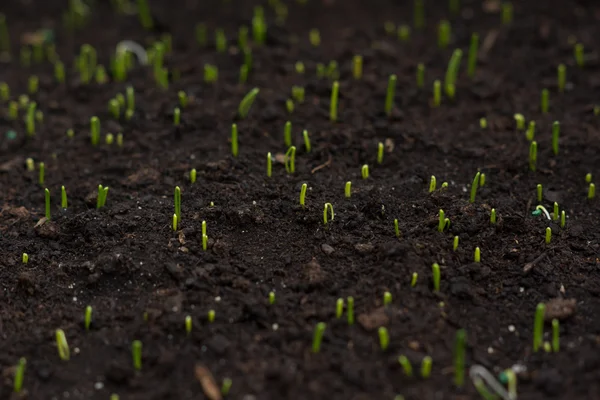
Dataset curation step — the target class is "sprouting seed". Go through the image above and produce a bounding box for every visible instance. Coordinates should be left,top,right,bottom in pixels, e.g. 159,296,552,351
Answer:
378,327,390,350
309,29,321,46
541,89,549,113
190,169,197,184
285,146,296,174
385,74,397,117
414,0,425,29
479,173,486,187
394,219,400,238
383,291,392,306
312,322,326,353
84,306,92,331
106,133,114,145
552,319,560,352
514,114,525,130
132,340,142,370
44,188,51,220
411,272,418,287
416,63,425,88
474,247,481,263
398,25,411,41
438,20,451,48
292,86,305,103
202,220,207,238
286,99,294,114
574,43,584,67
268,291,276,305
323,203,334,225
421,356,432,378
353,55,362,79
533,303,545,352
398,355,413,377
454,329,466,387
479,118,487,129
303,130,311,152
433,80,441,107
185,315,192,335
438,209,446,232
347,296,354,325
202,234,208,251
588,183,595,199
96,185,109,209
585,173,592,183
537,183,543,203
529,141,537,171
560,210,566,228
208,310,215,323
557,64,566,93
204,64,218,83
345,181,352,198
295,61,305,74
429,175,436,192
453,236,459,251
489,208,497,225
90,116,100,146
284,121,292,147
470,171,481,203
553,202,559,221
432,263,440,291
59,185,67,209
174,186,181,224
335,298,344,318
221,378,233,396
215,29,227,52
55,329,70,361
173,107,181,126
266,152,272,178
300,183,307,208
172,214,178,231
28,75,38,94
39,162,45,185
444,49,462,98
526,121,535,141
330,81,339,122
238,88,259,119
545,227,552,244
501,2,513,24
361,164,369,179
467,33,479,77
13,357,26,393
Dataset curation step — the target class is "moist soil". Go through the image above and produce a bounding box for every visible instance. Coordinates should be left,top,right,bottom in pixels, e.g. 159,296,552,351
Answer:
1,0,600,399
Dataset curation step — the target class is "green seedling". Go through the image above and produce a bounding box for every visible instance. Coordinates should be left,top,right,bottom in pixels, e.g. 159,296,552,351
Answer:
552,319,559,352
490,208,497,224
586,173,592,183
78,44,97,84
312,322,326,353
537,184,543,203
438,20,451,48
323,203,334,225
285,146,296,174
385,74,397,116
574,43,584,67
444,49,462,98
474,247,481,262
8,100,18,120
55,329,70,360
238,88,259,119
266,153,272,178
525,120,535,141
545,227,552,244
361,164,369,179
557,64,566,93
90,116,100,146
454,329,466,387
345,181,352,198
378,327,389,350
383,292,392,306
309,29,321,46
202,220,207,238
541,89,549,113
44,188,51,220
208,310,215,323
479,173,486,187
25,103,36,136
97,185,109,209
377,142,384,164
183,315,192,335
137,0,153,29
176,93,188,112
468,33,479,77
453,236,459,251
414,0,425,29
330,81,339,122
215,29,227,52
300,183,307,208
39,162,45,185
239,64,249,84
560,210,566,228
268,291,275,305
416,63,425,88
353,55,362,79
54,61,65,83
106,133,114,145
398,24,411,41
335,298,344,318
421,356,432,378
292,86,305,103
501,2,513,24
533,303,545,352
286,99,294,114
95,65,108,84
303,130,311,152
132,340,142,370
231,124,238,157
429,175,436,192
221,378,233,395
588,183,595,199
347,296,355,325
252,6,267,44
432,263,440,291
22,253,28,264
398,355,413,377
174,186,181,224
553,202,559,221
117,133,123,146
13,357,26,393
470,171,481,203
433,80,441,107
529,141,537,171
544,342,551,352
479,118,487,129
295,61,305,74
126,86,135,112
438,209,446,232
84,305,92,330
190,168,197,184
28,75,38,94
173,214,178,231
0,82,8,101
284,121,292,147
108,99,120,119
202,234,208,250
394,219,400,238
204,64,218,83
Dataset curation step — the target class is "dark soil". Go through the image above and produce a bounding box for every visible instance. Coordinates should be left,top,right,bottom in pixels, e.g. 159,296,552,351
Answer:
1,0,600,399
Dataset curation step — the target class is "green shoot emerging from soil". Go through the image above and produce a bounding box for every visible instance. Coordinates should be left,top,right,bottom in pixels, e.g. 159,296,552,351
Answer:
383,292,392,306
269,291,275,305
61,186,67,209
479,173,486,186
453,236,459,251
433,80,441,107
285,146,296,174
13,357,26,393
394,219,400,238
330,81,339,122
238,88,259,119
132,340,142,370
137,0,153,29
438,209,446,232
377,142,384,164
417,63,425,88
385,74,397,116
378,327,389,350
557,64,566,93
84,305,92,331
470,171,481,203
312,322,326,353
39,162,45,185
432,263,440,291
45,188,51,220
537,184,543,203
398,355,413,377
173,214,178,231
284,121,292,147
588,183,595,199
300,183,307,208
490,208,496,224
90,116,100,146
336,298,344,318
185,315,192,335
545,227,552,244
97,185,109,209
474,247,481,263
454,329,466,387
533,303,545,352
529,141,537,171
345,181,352,198
421,356,432,378
526,120,535,141
353,55,362,79
541,89,549,113
438,20,451,49
173,107,181,126
445,49,462,98
323,203,334,225
286,99,294,114
303,130,311,152
55,329,70,361
22,253,28,264
479,118,487,129
231,124,238,157
347,296,355,325
190,169,197,184
267,153,272,178
560,210,566,228
574,43,584,67
553,202,559,221
586,173,592,183
552,319,560,352
468,33,479,77
174,186,181,225
429,175,436,192
411,272,418,287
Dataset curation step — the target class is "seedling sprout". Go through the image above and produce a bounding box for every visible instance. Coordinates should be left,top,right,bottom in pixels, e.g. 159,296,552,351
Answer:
378,327,389,350
238,88,259,119
385,74,397,116
552,319,560,352
312,322,326,353
335,298,344,318
383,292,392,306
22,253,28,264
285,146,296,174
345,181,352,198
84,305,92,330
398,355,413,377
55,329,70,361
421,356,432,378
533,303,545,352
454,329,466,387
432,263,440,291
13,358,26,393
347,296,354,325
453,236,459,251
361,165,369,179
300,183,307,208
132,340,142,370
323,203,334,225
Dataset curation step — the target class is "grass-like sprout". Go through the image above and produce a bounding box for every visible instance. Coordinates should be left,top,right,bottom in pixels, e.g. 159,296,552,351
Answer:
414,0,425,29
433,80,441,107
190,168,197,184
137,0,153,29
238,88,259,119
474,247,481,263
106,134,114,145
438,20,451,48
545,227,552,244
22,253,28,264
300,183,307,208
60,185,68,209
432,263,440,291
13,357,26,393
353,55,362,79
533,303,545,352
323,203,334,225
215,29,227,52
330,81,339,122
269,291,275,305
55,329,70,361
84,305,92,331
286,99,294,114
202,234,208,251
529,141,537,171
295,61,305,74
421,356,432,378
303,130,311,152
239,64,248,84
173,186,181,226
552,319,560,352
479,173,486,187
208,310,215,323
309,29,321,46
378,327,390,350
252,6,266,45
109,99,120,119
429,175,436,192
292,86,305,103
467,33,479,77
586,173,592,183
312,322,326,353
416,63,425,88
470,171,480,203
231,123,238,157
221,378,233,395
574,43,584,67
0,82,8,101
560,210,566,228
266,153,272,178
361,164,369,179
172,214,178,231
285,146,296,174
173,107,181,127
411,272,418,287
479,118,487,129
394,219,400,238
453,329,466,387
377,142,384,164
385,74,397,117
453,236,459,251
335,298,344,318
25,102,36,136
185,315,192,335
501,2,513,24
540,89,549,113
526,120,535,140
444,49,463,98
284,121,292,147
398,355,413,377
383,292,392,306
345,181,352,198
204,64,218,83
132,340,142,370
490,208,497,224
438,210,447,232
126,86,135,111
44,188,51,220
97,185,109,209
25,158,34,172
398,24,411,41
557,64,566,93
552,202,559,221
90,116,100,146
39,162,45,185
588,183,595,199
536,183,543,203
202,220,207,238
347,296,355,325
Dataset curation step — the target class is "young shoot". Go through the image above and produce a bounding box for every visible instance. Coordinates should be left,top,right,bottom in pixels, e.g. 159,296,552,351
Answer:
416,63,425,88
303,130,311,152
394,219,400,238
453,236,459,251
378,327,389,350
132,340,142,370
524,120,536,141
330,81,339,122
285,146,296,174
323,203,334,225
552,319,560,352
585,173,592,183
433,80,441,107
361,164,369,179
444,49,462,98
221,378,233,396
55,329,70,361
269,291,275,305
292,86,305,103
490,208,496,224
533,303,545,352
501,2,513,24
215,29,227,52
44,188,51,220
202,234,208,251
300,183,307,208
377,142,384,164
537,183,543,203
398,355,413,377
335,298,344,318
470,171,481,203
588,183,595,199
421,356,432,378
284,121,292,147
286,99,294,114
467,33,479,77
345,181,352,198
353,55,362,79
266,153,272,178
411,272,418,287
309,29,321,47
529,141,538,172
97,185,109,209
514,113,525,130
185,315,192,335
398,24,411,41
22,253,28,264
454,329,466,387
541,89,549,113
438,20,451,49
557,64,566,93
174,186,181,224
479,118,487,129
474,247,481,263
560,210,566,228
39,162,45,185
59,185,68,209
383,292,392,306
385,74,397,116
208,310,215,323
438,209,446,232
238,88,259,119
545,227,552,244
432,263,440,291
231,123,238,157
347,296,355,325
574,43,584,67
90,116,100,146
552,202,559,221
312,322,326,353
13,357,26,393
189,168,197,184
172,214,178,231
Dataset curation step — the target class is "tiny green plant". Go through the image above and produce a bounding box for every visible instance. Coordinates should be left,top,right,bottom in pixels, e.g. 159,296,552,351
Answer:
190,168,197,184
202,234,208,251
470,171,481,203
421,356,432,378
438,20,451,48
132,340,142,370
398,24,411,41
429,175,436,192
330,81,339,122
361,164,369,179
533,303,545,352
588,183,595,199
385,74,397,117
295,61,305,74
269,291,275,305
292,86,305,103
383,291,392,306
557,64,566,93
433,80,441,107
467,33,479,77
174,186,181,224
61,186,68,209
39,162,45,185
501,2,513,24
479,173,486,187
411,272,418,287
454,329,466,387
83,305,93,331
173,107,181,126
378,327,389,350
208,310,215,322
97,185,109,209
312,322,326,353
479,118,487,129
172,214,178,231
300,183,308,208
323,203,334,225
414,0,425,29
26,158,34,172
540,89,549,113
585,173,592,183
231,123,238,157
335,298,344,318
347,296,355,325
309,29,321,46
526,120,535,141
474,247,481,262
44,188,51,220
453,236,459,251
13,357,26,393
490,208,496,224
537,183,543,203
345,181,352,198
303,130,311,152
574,43,584,67
394,219,400,238
398,355,413,377
238,88,259,119
432,263,440,291
284,121,292,147
560,210,566,228
553,202,559,221
529,141,538,171
266,153,272,178
204,64,218,83
444,49,462,98
215,29,227,52
285,146,296,174
22,253,28,264
552,319,559,352
545,227,552,244
353,55,362,79
438,209,446,232
221,378,233,395
90,116,100,146
286,99,294,113
55,329,70,361
416,63,425,88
